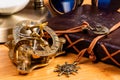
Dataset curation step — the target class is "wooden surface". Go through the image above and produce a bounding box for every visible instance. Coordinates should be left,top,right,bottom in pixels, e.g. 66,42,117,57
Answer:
1,45,120,80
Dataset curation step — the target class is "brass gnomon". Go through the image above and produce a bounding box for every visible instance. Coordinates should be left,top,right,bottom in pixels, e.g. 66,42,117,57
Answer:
5,20,66,74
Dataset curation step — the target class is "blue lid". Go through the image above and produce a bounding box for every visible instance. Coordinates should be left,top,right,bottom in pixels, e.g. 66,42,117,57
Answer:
98,0,111,10
50,0,75,13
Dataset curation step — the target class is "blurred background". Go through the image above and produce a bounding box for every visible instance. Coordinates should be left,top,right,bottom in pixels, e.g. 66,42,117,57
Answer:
0,0,119,43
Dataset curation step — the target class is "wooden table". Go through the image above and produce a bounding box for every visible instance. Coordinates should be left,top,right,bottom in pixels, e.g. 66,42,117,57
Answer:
1,45,120,80
1,0,120,80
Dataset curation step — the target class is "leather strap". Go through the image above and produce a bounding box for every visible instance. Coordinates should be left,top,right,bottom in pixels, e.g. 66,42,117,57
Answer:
55,21,120,65
76,22,120,63
101,44,120,66
55,21,89,34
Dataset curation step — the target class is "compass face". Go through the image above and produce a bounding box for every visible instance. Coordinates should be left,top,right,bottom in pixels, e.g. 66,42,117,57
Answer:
13,20,60,57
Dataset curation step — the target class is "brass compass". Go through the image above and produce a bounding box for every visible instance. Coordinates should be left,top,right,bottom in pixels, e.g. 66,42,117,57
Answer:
5,20,66,74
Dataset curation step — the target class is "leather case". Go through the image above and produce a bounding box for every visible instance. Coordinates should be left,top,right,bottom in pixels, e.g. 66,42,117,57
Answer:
47,5,120,67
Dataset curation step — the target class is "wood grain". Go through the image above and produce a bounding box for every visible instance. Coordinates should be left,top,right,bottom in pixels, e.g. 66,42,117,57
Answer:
0,45,120,80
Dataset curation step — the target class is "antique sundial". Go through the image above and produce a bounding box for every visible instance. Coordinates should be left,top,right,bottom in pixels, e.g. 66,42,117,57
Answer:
5,20,66,74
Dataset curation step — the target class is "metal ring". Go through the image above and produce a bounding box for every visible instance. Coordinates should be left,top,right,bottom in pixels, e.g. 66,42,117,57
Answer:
44,0,83,15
